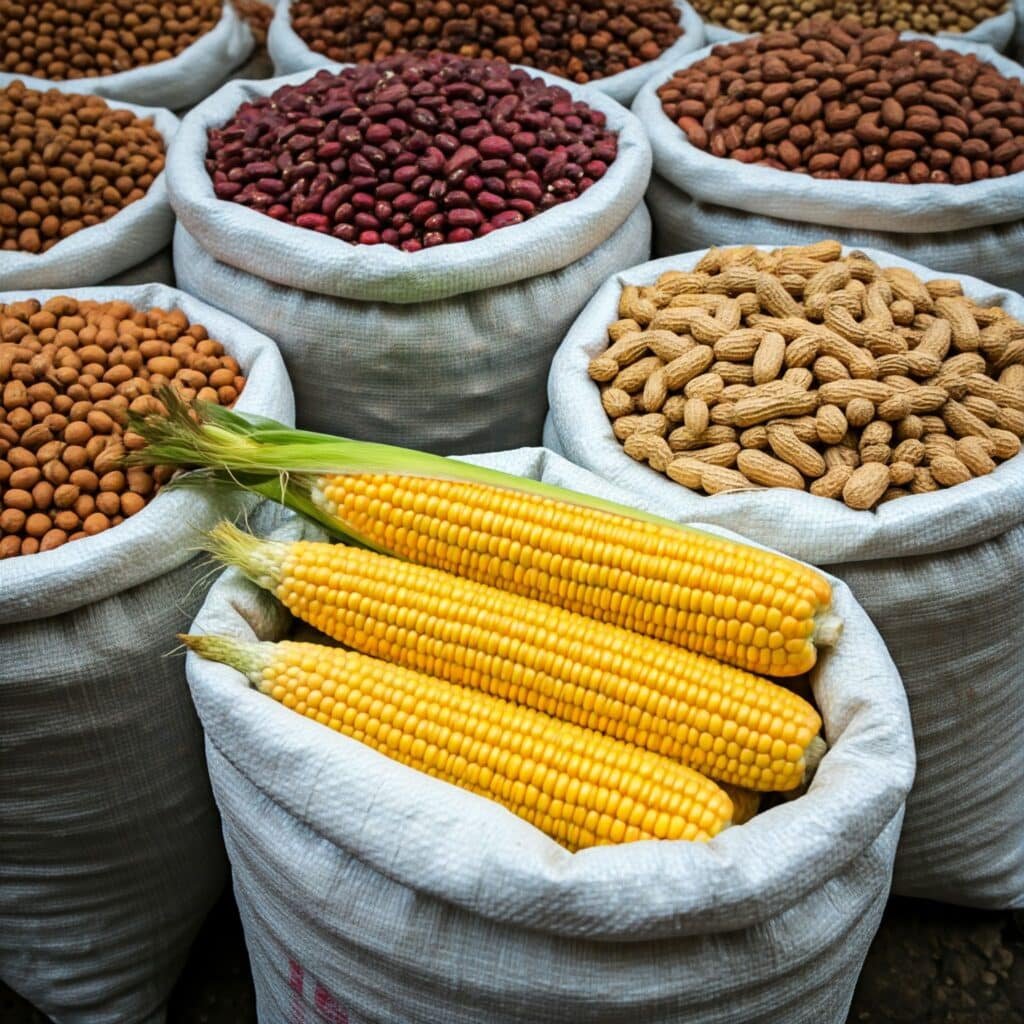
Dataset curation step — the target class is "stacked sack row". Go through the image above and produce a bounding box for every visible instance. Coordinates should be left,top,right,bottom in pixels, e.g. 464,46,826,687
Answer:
0,1,1021,1022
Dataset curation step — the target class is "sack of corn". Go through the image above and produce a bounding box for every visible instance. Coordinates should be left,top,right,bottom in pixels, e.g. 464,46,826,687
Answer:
0,2,254,113
165,64,652,455
632,35,1024,295
0,87,179,290
158,400,913,1023
0,284,293,1022
266,0,707,105
545,242,1024,908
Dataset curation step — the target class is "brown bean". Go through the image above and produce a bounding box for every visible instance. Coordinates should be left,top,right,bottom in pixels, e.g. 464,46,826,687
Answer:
0,507,26,533
69,469,99,492
9,466,41,490
82,512,111,536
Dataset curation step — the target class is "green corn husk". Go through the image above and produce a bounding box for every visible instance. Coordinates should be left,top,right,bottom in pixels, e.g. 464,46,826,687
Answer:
127,388,701,550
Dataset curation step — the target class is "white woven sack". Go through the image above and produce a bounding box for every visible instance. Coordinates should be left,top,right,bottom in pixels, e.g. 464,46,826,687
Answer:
0,3,254,112
267,1,706,104
0,93,178,290
186,450,913,1024
167,67,652,453
701,9,1015,51
0,284,294,1024
546,245,1024,909
633,37,1024,295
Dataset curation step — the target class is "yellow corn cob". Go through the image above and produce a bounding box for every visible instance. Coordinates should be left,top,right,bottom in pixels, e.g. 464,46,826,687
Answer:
208,523,824,792
309,474,836,677
181,635,735,850
128,393,839,677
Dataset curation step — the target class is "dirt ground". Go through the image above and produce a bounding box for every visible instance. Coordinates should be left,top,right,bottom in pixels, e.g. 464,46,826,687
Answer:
2,895,1021,1023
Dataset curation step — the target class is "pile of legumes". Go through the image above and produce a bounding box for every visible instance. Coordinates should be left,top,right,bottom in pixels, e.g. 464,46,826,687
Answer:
689,0,1007,36
232,0,273,45
587,242,1024,510
657,18,1024,184
287,0,685,83
205,54,619,250
0,82,165,256
0,295,246,557
0,0,223,80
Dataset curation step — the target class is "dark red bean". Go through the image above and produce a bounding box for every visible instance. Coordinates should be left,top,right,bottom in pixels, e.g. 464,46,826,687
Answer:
205,54,617,249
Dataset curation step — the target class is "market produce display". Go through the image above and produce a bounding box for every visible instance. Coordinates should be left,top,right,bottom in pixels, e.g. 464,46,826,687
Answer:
128,393,838,676
287,0,686,82
0,0,224,80
0,82,165,255
0,6,1016,1016
202,521,824,791
0,296,246,557
182,632,738,848
585,242,1024,509
657,18,1024,184
688,0,1008,36
206,55,619,249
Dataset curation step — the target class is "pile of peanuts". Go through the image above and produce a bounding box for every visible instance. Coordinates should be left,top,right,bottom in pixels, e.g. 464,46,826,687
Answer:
206,55,618,250
689,0,1007,35
1,82,165,255
658,18,1024,184
0,295,246,558
588,242,1024,511
0,0,222,80
289,0,684,84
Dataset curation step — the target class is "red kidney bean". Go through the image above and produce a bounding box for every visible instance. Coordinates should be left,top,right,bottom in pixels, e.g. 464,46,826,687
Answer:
206,54,617,249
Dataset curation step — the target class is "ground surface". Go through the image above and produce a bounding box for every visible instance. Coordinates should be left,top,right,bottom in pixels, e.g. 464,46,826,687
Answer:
2,894,1021,1023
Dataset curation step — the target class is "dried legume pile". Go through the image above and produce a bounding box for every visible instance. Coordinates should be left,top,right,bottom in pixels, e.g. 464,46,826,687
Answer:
289,0,685,84
206,55,618,250
232,0,273,46
0,82,166,256
588,241,1024,510
0,0,223,80
0,295,247,557
657,17,1024,184
690,0,1006,36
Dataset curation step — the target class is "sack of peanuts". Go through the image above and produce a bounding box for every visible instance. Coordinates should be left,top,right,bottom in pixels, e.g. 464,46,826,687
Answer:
0,81,179,290
184,460,913,1024
0,284,293,1022
545,241,1024,908
694,3,1015,52
0,1,254,113
267,0,707,104
167,57,652,454
633,21,1024,295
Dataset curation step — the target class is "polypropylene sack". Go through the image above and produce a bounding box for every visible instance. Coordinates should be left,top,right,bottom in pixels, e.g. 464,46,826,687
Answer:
0,284,294,1024
545,245,1024,909
0,92,178,290
184,449,913,1024
0,3,254,112
701,9,1015,52
632,37,1024,295
267,1,706,104
166,67,652,453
